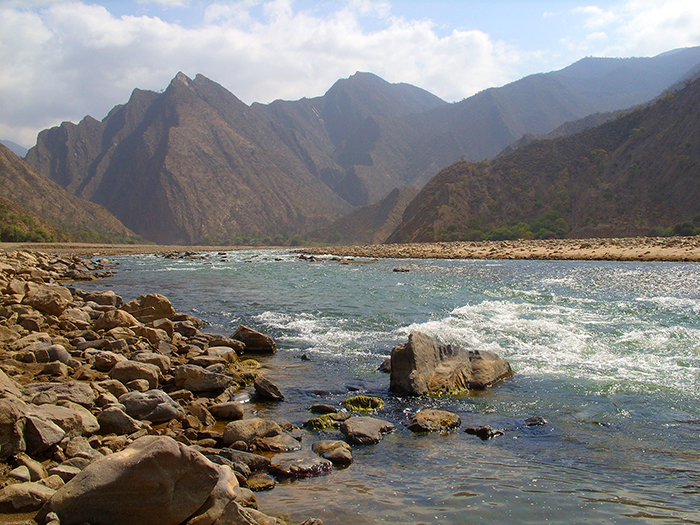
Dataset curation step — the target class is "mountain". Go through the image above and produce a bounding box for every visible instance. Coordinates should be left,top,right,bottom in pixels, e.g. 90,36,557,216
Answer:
0,140,28,157
306,187,419,245
23,47,700,245
0,144,137,242
387,77,700,243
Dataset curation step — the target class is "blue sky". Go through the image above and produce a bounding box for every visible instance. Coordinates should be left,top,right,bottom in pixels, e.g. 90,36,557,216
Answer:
2,0,700,147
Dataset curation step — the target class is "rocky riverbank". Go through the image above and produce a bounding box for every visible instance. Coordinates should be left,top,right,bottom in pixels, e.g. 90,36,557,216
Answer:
299,236,700,262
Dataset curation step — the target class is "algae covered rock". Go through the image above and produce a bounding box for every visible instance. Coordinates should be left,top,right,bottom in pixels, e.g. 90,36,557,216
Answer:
342,395,384,412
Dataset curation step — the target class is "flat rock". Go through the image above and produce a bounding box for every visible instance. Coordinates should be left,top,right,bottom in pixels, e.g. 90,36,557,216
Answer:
223,418,282,447
270,456,333,478
119,389,184,423
209,402,245,420
24,381,96,407
110,360,161,390
340,416,395,445
0,481,56,513
97,406,148,435
172,364,232,392
406,409,461,433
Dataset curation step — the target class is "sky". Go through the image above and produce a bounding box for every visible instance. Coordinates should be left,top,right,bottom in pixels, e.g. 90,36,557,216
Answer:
1,0,700,148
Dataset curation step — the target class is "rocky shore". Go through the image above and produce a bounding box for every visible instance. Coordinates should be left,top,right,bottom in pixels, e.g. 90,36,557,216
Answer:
0,249,515,524
299,236,700,262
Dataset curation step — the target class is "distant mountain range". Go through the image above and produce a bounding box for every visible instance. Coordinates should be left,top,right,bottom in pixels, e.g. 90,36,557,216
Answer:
11,46,700,244
387,76,700,242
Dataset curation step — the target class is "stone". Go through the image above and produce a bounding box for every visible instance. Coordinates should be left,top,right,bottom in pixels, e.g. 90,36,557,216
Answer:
48,464,82,483
465,425,505,440
60,308,92,328
65,436,103,460
216,448,271,472
81,290,122,307
42,362,69,377
223,418,282,447
252,433,302,452
122,293,176,323
246,472,276,492
231,325,277,354
24,381,96,407
97,406,148,435
389,331,512,396
207,337,245,354
0,399,26,460
406,409,461,433
110,360,161,390
94,309,140,331
309,404,340,414
340,416,395,445
524,416,547,426
97,379,129,398
46,344,71,363
133,325,170,345
39,436,221,525
341,395,383,412
0,367,23,399
253,376,284,401
91,350,128,372
37,474,66,490
119,390,184,423
0,481,56,513
23,414,66,455
131,351,171,372
312,440,353,466
10,465,32,482
187,463,239,525
172,364,233,392
209,402,245,420
270,456,333,479
21,282,72,316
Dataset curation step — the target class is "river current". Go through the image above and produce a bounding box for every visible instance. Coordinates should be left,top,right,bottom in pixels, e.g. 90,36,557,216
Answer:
79,250,700,525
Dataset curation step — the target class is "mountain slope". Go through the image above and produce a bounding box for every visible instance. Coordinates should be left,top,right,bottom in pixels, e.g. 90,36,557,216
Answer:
0,144,136,242
387,77,700,243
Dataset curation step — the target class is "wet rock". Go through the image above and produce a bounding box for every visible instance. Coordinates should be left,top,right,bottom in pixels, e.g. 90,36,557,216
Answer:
223,418,283,447
309,404,339,414
340,416,395,445
303,412,351,431
524,416,547,426
246,472,276,492
209,402,245,421
465,425,504,440
216,448,272,472
270,456,333,478
254,376,284,401
38,436,221,525
252,433,302,452
342,395,383,412
389,331,512,396
406,409,461,433
119,389,184,423
231,325,277,354
312,440,353,466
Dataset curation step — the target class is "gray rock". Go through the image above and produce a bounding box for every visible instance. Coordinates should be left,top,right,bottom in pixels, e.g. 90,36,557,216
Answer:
119,389,184,423
97,406,148,435
24,381,96,408
38,436,221,525
270,456,333,478
389,331,512,396
65,436,103,460
340,416,395,445
48,464,82,482
406,409,461,433
131,351,171,372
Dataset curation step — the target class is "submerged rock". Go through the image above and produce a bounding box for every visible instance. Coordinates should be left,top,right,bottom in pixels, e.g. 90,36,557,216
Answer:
342,395,384,412
406,409,461,433
340,416,395,445
389,331,512,396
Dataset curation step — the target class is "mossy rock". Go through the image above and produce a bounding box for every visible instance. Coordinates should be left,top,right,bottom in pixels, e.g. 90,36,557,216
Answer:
341,395,384,412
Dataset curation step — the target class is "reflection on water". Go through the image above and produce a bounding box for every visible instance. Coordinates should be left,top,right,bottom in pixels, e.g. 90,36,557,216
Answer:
80,251,700,524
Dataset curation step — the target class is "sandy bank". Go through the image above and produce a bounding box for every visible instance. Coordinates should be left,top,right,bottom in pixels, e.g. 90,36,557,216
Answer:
299,236,700,262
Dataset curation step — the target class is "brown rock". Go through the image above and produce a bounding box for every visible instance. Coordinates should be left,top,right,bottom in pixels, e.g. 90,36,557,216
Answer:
231,325,277,354
122,293,176,323
94,309,140,331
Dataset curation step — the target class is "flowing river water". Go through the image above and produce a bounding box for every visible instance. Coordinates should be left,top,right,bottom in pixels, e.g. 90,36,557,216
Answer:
78,250,700,525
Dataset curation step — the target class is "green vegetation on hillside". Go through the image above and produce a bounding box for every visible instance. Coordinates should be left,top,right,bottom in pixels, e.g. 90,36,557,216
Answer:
0,202,60,242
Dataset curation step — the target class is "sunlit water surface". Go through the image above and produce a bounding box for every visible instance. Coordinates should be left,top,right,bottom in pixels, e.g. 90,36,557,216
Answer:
79,251,700,524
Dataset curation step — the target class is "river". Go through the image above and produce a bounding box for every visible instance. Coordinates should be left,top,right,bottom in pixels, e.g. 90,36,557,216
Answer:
78,250,700,525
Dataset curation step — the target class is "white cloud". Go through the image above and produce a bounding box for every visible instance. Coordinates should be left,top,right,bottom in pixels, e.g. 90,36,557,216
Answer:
0,0,524,147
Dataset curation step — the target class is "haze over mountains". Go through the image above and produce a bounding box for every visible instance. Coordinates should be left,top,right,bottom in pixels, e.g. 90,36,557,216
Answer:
10,46,700,245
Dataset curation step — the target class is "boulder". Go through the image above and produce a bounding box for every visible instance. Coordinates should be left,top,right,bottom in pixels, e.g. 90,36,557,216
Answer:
120,390,184,423
0,481,56,513
0,367,23,400
23,414,65,455
131,351,171,372
209,402,245,420
133,325,170,345
312,440,353,466
231,325,277,354
339,416,395,445
81,290,122,307
389,331,512,396
215,448,271,472
172,364,233,392
39,435,221,525
91,350,128,372
21,282,72,316
253,377,284,401
110,360,161,390
406,409,461,433
94,309,140,331
24,381,96,408
270,456,333,479
0,398,26,460
223,418,282,447
122,293,176,323
252,433,302,452
23,402,99,437
97,406,148,435
341,395,383,412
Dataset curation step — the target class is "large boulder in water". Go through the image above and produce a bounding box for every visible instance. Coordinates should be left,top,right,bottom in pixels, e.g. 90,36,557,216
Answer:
389,331,512,396
39,435,224,525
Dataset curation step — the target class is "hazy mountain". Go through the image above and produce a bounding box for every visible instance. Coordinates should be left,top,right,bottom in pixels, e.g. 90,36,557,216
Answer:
0,140,28,158
23,47,700,245
387,77,700,243
0,144,136,242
